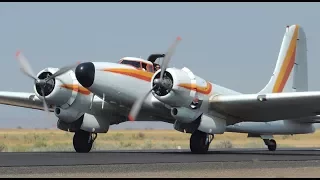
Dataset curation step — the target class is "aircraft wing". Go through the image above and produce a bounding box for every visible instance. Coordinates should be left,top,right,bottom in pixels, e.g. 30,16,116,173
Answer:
0,91,54,112
209,91,320,122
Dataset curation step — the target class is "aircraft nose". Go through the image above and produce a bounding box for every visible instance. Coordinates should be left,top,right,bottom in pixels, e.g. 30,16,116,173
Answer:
75,62,95,88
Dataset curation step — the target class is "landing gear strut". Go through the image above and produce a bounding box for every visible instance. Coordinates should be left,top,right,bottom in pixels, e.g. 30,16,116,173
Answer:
73,130,97,153
190,130,213,154
263,139,277,151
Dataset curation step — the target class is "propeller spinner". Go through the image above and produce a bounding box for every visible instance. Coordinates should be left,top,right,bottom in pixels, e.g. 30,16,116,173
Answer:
128,36,182,121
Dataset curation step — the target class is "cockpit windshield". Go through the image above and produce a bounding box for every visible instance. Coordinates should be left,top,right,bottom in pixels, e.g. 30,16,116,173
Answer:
120,60,141,68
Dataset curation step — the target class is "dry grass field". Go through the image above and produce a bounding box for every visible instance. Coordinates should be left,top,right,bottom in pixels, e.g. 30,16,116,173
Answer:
0,129,320,152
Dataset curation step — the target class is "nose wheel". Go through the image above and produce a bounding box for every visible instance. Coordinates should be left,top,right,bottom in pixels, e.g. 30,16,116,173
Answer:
73,130,97,153
190,130,213,154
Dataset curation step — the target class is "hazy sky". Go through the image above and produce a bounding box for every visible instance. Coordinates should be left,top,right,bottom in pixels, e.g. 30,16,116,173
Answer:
1,2,320,129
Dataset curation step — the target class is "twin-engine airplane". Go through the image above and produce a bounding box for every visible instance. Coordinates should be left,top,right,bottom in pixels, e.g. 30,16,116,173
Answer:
1,24,320,154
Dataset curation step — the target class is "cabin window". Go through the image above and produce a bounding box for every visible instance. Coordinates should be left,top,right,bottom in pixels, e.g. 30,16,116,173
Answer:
141,63,147,70
120,60,141,69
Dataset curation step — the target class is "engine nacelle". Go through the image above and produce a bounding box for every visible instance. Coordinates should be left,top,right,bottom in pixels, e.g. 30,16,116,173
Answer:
54,107,83,123
171,107,202,123
34,67,93,124
57,113,110,133
80,113,110,133
197,114,226,134
151,67,212,109
33,67,76,108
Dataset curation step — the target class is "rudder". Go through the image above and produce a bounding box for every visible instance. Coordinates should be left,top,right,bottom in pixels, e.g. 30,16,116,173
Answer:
259,24,308,94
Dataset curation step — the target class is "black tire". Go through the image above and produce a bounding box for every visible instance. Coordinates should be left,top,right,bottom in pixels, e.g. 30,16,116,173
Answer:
73,130,93,153
267,139,277,151
190,130,209,154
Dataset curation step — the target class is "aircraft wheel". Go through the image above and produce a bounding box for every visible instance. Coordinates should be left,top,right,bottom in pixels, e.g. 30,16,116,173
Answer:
190,130,212,154
267,139,277,151
73,130,95,153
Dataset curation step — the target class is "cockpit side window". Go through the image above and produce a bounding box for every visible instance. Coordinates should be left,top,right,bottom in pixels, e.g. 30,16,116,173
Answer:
120,60,141,69
147,64,154,73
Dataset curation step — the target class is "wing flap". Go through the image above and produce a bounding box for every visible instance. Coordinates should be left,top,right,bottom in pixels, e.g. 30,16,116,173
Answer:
0,91,54,112
209,91,320,121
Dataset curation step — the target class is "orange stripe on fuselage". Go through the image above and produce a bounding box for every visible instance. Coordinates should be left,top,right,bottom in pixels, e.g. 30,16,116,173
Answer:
103,68,154,82
60,84,91,95
178,82,213,95
272,25,299,93
102,68,213,95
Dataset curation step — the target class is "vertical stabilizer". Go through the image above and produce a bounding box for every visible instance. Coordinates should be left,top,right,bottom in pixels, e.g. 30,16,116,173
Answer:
259,24,308,94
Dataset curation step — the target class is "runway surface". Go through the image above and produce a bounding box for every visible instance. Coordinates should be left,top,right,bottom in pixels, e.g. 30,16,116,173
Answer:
1,148,320,177
1,148,320,167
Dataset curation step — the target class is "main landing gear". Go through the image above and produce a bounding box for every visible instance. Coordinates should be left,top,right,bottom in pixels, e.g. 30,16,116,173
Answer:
263,139,277,151
73,130,97,153
190,130,214,154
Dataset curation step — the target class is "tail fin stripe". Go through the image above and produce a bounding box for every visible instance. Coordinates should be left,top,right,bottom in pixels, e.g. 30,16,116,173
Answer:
272,25,299,93
274,48,297,92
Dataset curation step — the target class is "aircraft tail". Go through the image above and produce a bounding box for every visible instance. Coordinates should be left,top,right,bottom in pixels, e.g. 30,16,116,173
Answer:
259,24,308,94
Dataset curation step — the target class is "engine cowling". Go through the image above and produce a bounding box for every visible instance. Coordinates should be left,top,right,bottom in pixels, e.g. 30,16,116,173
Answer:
33,67,92,123
33,67,76,108
151,67,212,110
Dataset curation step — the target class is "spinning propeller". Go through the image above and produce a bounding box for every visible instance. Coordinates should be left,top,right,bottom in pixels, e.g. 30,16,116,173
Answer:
15,51,77,114
128,36,182,121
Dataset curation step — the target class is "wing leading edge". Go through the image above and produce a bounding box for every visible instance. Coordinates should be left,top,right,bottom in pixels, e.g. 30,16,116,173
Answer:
209,91,320,122
0,91,54,112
